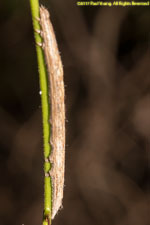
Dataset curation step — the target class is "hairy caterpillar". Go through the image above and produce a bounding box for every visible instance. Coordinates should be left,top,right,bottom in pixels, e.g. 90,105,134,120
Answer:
39,5,65,219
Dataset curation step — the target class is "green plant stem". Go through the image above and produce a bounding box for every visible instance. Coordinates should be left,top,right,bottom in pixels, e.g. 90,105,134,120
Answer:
29,0,52,224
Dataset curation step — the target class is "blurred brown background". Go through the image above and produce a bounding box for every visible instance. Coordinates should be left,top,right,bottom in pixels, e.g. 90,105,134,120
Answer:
0,0,149,225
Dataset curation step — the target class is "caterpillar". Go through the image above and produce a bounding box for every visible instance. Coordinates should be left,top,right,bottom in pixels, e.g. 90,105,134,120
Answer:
39,5,65,220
